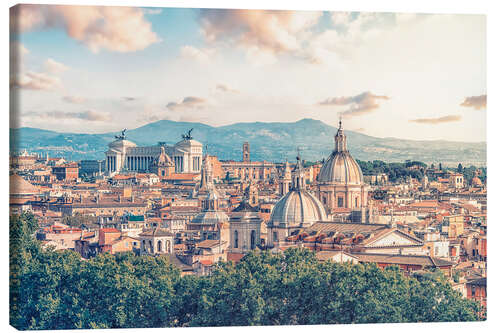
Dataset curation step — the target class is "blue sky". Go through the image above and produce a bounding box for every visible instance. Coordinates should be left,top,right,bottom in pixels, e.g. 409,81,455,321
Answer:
10,5,486,142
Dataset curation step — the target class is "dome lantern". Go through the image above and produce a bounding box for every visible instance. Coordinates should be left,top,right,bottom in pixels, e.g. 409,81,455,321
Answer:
335,118,347,152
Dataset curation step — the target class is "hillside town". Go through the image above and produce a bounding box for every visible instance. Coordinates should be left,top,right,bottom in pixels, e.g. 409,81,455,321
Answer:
9,122,487,310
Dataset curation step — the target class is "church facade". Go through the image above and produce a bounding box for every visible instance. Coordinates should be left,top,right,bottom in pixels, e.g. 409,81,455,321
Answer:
105,130,203,175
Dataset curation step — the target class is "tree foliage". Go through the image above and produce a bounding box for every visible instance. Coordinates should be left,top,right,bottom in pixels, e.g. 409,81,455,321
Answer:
10,214,484,329
357,160,426,182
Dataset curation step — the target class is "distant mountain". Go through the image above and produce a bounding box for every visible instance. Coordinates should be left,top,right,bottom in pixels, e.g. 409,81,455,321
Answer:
9,118,486,166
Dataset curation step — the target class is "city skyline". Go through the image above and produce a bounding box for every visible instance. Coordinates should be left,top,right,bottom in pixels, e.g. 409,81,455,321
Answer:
10,5,486,142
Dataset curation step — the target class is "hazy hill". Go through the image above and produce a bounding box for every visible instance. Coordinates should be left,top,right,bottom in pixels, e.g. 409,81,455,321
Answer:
9,118,486,166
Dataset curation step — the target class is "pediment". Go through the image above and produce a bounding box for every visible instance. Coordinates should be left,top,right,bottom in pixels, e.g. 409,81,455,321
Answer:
365,230,423,247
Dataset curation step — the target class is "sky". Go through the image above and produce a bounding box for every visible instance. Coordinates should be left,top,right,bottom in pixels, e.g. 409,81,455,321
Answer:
9,4,486,142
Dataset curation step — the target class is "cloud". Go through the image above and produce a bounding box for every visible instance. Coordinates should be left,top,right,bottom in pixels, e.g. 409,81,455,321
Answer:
180,45,215,63
44,58,69,73
166,96,207,111
306,12,424,65
10,41,29,73
318,91,389,117
216,84,239,94
123,97,137,101
199,9,322,59
460,94,486,110
409,115,462,124
142,8,162,15
27,110,111,122
10,4,160,53
62,95,86,104
10,71,61,90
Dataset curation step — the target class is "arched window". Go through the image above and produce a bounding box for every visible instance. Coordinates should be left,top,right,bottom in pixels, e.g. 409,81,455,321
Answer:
157,240,162,252
355,197,359,208
149,240,153,252
251,230,256,250
234,230,239,248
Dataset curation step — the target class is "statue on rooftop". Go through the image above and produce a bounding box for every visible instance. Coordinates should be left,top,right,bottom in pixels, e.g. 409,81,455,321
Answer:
181,128,194,140
115,129,127,140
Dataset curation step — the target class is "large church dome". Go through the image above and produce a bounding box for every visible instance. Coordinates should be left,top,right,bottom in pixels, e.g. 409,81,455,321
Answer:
270,190,327,228
270,156,327,228
318,121,363,185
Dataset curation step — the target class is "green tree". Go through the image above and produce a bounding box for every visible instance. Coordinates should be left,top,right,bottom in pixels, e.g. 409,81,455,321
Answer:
11,218,483,329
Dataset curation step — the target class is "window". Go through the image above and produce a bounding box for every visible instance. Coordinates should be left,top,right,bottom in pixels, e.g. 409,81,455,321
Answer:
234,230,238,248
157,240,162,252
251,230,256,250
337,197,344,208
273,232,278,242
355,197,359,208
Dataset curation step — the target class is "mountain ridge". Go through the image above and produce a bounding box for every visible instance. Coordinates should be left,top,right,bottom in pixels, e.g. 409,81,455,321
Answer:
10,118,486,165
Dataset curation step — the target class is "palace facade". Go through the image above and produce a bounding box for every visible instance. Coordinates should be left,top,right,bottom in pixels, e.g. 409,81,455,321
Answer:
105,130,203,175
220,142,277,181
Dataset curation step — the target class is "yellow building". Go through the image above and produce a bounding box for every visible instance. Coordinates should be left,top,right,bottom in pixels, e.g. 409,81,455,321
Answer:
444,215,464,238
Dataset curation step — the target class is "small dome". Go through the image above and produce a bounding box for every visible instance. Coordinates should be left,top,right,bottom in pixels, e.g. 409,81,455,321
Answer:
156,146,173,166
10,174,39,196
269,190,327,228
191,211,229,225
472,176,483,186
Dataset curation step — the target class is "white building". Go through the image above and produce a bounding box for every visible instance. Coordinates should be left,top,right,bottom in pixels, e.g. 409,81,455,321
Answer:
105,130,203,175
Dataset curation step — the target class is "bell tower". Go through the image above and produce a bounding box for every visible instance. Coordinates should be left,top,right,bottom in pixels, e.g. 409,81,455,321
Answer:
243,142,250,162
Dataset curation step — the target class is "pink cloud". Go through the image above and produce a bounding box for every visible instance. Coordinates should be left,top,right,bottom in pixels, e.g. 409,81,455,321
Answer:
44,58,69,73
10,71,61,90
166,96,207,111
318,91,389,117
200,9,322,54
460,95,486,110
409,115,462,124
10,4,160,53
